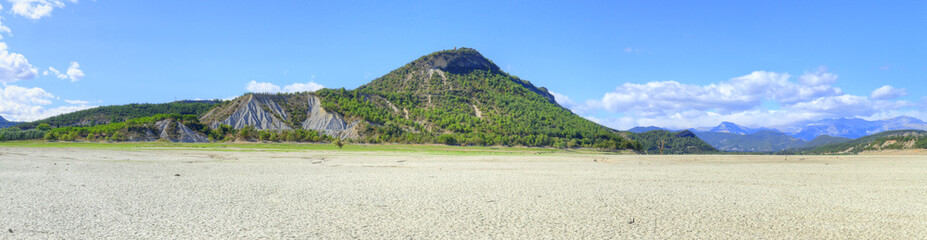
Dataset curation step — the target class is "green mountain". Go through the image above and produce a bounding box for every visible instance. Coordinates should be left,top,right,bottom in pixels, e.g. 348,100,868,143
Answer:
203,48,642,150
15,100,218,129
787,130,927,154
630,130,718,154
803,135,852,148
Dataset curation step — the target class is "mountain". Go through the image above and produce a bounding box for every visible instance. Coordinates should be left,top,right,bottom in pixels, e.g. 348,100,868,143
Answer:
688,121,809,152
790,117,927,141
0,116,21,128
42,114,212,143
627,126,666,133
789,130,927,154
710,122,753,135
15,100,218,129
695,130,806,152
200,48,673,151
630,130,718,154
803,135,852,148
673,117,927,152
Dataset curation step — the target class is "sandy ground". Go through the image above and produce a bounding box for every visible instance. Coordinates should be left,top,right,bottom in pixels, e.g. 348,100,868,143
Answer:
1,147,926,239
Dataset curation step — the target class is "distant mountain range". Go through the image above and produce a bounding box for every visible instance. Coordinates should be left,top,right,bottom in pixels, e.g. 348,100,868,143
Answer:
791,116,927,140
627,116,927,152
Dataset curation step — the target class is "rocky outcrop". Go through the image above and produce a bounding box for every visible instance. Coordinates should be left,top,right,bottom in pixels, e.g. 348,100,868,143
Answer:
300,95,358,139
201,93,363,139
209,94,291,130
155,119,209,143
125,119,210,143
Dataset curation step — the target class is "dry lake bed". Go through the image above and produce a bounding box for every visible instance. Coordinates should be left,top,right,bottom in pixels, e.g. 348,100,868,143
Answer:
1,146,926,239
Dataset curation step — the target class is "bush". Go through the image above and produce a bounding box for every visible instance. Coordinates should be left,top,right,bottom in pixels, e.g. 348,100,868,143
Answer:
437,134,458,145
259,131,271,141
111,132,126,141
0,128,46,141
36,123,52,131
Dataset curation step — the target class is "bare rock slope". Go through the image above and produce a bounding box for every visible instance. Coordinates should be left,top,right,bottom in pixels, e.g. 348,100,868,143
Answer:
203,94,291,130
200,93,360,139
126,119,210,143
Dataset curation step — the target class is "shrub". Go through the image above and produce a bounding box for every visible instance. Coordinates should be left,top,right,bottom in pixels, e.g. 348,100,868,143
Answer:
437,134,458,145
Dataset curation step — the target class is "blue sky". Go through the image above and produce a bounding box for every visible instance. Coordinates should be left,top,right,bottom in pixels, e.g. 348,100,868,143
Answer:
0,1,925,130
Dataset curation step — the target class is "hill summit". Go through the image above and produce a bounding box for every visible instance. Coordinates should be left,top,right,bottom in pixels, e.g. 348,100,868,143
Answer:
407,47,501,74
201,47,641,150
359,48,556,104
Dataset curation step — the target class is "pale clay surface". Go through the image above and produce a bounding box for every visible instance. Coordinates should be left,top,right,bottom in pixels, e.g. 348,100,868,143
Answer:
1,147,926,239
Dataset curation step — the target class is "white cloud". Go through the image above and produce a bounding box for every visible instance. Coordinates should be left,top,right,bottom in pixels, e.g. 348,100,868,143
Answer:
245,80,281,93
246,80,325,93
0,42,38,83
44,66,66,79
0,18,11,39
65,61,83,81
7,0,77,20
788,94,876,117
592,70,845,117
43,62,85,81
870,85,907,100
576,68,915,130
26,104,93,121
0,84,92,121
798,67,837,86
283,81,325,93
63,99,87,105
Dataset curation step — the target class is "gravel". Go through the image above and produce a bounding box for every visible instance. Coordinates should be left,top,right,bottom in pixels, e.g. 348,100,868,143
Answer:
1,147,926,239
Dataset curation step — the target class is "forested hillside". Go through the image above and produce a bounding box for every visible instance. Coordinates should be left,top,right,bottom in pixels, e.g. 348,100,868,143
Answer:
786,130,927,154
16,101,218,129
630,130,718,154
308,48,641,150
803,135,852,148
37,113,333,143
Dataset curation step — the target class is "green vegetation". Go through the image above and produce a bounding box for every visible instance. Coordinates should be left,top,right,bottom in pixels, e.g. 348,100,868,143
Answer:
786,130,927,154
630,130,717,154
231,125,334,143
803,135,852,148
0,127,46,141
44,114,203,142
310,48,643,151
36,112,335,144
16,101,218,129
